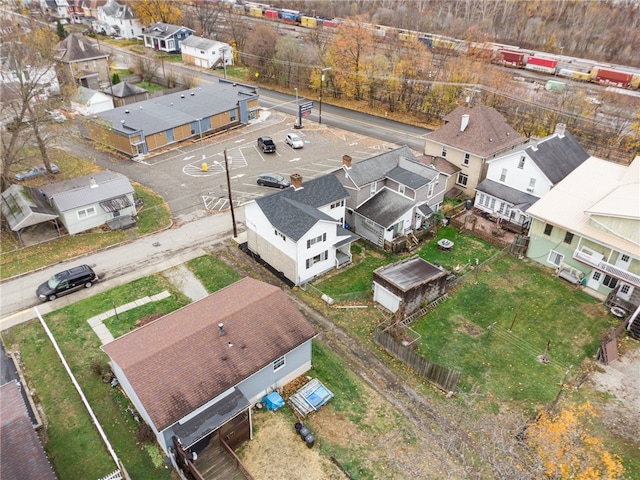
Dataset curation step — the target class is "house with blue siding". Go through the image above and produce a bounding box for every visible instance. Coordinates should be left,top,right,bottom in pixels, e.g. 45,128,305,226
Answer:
142,22,195,53
102,277,317,473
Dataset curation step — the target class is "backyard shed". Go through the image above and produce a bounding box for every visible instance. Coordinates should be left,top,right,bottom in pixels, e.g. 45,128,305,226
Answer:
373,256,448,316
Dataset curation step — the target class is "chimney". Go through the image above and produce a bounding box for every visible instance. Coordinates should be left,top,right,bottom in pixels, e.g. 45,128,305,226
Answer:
342,155,352,169
554,123,566,138
89,177,98,188
461,114,469,132
290,173,303,190
218,323,225,336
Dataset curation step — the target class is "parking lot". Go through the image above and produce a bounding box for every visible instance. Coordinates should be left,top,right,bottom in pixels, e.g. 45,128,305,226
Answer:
121,109,404,223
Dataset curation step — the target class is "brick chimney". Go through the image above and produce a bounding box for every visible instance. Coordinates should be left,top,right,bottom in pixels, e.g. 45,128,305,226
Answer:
342,154,352,169
554,123,566,138
461,114,470,132
290,173,303,190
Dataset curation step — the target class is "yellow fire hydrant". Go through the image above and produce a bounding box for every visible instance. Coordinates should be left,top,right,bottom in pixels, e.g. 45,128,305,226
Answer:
201,163,208,172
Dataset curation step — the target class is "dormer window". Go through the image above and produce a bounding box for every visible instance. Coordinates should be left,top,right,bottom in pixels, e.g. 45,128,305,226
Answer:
518,156,525,169
441,146,447,158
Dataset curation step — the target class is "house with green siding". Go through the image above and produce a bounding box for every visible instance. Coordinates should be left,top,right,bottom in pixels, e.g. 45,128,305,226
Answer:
525,156,640,313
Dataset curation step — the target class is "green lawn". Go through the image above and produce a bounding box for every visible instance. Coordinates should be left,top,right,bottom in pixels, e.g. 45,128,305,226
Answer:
2,256,244,478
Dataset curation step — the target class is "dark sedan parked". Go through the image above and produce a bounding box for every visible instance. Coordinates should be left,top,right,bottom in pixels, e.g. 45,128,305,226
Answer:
257,173,290,189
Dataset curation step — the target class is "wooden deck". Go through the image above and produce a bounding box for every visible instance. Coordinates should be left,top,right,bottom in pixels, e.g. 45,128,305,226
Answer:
194,440,249,480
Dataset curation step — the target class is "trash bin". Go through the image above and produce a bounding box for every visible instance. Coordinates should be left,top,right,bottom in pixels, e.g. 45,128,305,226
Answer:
465,199,472,210
304,433,315,448
299,426,310,439
294,422,303,432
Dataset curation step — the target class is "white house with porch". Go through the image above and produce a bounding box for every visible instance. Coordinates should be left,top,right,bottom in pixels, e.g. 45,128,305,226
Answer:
180,36,233,69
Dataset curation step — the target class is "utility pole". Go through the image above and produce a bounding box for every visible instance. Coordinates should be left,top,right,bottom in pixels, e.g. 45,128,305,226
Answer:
318,67,331,124
224,149,237,237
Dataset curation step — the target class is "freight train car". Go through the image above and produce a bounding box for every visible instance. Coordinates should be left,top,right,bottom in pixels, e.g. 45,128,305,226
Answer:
524,56,558,74
591,67,634,88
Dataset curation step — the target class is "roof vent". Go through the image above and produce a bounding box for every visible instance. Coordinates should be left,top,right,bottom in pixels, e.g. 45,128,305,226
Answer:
228,341,233,348
181,94,185,98
139,106,142,110
89,177,98,188
489,138,493,142
125,109,129,114
460,114,469,132
218,323,225,336
190,92,195,96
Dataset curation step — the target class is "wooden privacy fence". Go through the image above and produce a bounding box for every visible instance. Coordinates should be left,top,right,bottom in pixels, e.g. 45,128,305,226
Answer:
374,328,460,394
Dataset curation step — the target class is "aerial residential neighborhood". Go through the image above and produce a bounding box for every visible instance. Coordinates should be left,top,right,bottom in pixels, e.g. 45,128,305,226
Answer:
1,1,639,479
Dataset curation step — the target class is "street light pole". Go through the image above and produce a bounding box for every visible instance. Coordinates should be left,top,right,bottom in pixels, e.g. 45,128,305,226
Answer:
318,67,331,124
295,87,301,128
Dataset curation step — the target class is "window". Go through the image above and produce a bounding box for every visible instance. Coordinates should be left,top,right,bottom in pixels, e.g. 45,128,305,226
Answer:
306,250,328,268
330,200,344,209
592,271,602,282
274,229,285,241
456,172,468,187
621,284,631,295
398,184,405,195
548,250,563,266
273,356,285,371
370,181,377,194
307,233,326,248
543,223,553,236
463,153,470,165
229,110,236,122
603,275,618,289
564,232,574,244
500,168,507,182
166,129,174,142
441,146,447,158
527,178,536,192
427,183,434,197
621,254,630,262
490,198,496,209
77,206,97,219
518,156,525,169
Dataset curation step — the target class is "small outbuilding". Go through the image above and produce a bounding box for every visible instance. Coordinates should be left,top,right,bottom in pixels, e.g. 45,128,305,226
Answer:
373,256,448,316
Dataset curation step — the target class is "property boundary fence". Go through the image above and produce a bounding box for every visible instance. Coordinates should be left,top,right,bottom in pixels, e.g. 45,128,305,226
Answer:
374,327,460,393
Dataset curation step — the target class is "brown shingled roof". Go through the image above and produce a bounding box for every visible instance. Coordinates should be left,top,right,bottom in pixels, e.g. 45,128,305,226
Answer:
1,381,57,480
427,105,525,158
54,33,108,63
102,278,316,431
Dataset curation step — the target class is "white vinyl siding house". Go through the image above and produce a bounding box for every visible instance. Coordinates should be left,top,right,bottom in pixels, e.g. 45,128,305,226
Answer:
180,36,233,69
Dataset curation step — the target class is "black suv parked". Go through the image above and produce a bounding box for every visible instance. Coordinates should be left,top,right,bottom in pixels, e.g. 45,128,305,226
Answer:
36,265,99,301
257,136,276,153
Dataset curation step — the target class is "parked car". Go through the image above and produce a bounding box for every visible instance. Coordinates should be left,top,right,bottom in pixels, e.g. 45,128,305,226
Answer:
285,133,304,149
14,164,60,181
257,136,276,153
36,265,99,302
257,173,290,189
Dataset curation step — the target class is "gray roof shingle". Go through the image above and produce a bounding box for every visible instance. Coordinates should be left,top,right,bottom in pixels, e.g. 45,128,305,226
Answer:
344,146,431,186
526,130,589,184
255,174,349,241
355,188,415,228
476,178,539,210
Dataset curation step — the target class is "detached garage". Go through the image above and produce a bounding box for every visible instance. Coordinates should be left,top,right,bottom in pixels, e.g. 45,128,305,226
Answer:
373,256,448,317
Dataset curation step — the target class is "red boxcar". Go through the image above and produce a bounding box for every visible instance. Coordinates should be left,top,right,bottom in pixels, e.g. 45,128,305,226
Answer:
498,50,525,67
593,67,633,87
265,9,279,20
322,19,340,28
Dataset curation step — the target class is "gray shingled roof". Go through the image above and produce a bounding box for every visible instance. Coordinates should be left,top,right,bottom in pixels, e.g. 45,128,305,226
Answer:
355,188,415,228
526,130,589,185
103,81,147,98
101,0,135,19
102,278,316,431
255,174,349,241
93,81,258,136
344,146,429,186
427,105,526,158
54,33,108,63
476,178,539,211
40,171,134,212
145,22,194,39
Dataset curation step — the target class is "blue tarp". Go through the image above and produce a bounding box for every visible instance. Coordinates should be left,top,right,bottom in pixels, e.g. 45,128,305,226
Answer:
262,391,285,411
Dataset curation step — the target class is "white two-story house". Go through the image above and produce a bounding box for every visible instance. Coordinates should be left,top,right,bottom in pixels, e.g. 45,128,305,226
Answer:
180,36,233,69
244,173,357,286
335,146,445,249
474,123,589,233
96,0,144,39
526,156,640,312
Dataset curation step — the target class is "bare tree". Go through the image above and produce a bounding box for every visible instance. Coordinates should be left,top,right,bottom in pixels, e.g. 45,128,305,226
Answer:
244,25,279,81
191,0,224,38
1,20,59,190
